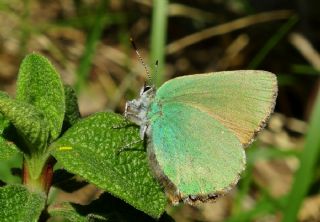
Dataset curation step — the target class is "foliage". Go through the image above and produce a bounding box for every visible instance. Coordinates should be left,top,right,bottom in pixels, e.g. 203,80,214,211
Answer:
1,1,320,221
0,53,167,221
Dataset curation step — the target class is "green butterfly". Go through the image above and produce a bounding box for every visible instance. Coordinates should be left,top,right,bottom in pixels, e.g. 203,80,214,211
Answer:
125,70,277,204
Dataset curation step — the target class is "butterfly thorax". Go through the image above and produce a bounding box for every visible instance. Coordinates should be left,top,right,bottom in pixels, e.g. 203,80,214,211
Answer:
125,84,157,139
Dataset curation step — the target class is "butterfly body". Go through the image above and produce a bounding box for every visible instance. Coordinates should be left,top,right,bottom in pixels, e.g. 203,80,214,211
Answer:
125,70,277,205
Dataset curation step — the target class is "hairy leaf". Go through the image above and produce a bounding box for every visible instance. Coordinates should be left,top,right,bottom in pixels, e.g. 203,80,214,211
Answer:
0,91,10,134
0,115,10,136
50,112,167,218
0,137,20,161
49,193,175,222
63,85,81,127
16,53,65,141
0,185,45,222
48,202,108,222
0,91,8,98
48,203,87,222
0,97,49,154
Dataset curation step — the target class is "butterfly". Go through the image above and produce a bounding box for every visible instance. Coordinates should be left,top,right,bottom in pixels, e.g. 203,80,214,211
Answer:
125,70,277,205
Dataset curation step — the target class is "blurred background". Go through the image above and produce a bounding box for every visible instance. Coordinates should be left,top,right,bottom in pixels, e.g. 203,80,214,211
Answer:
0,0,319,221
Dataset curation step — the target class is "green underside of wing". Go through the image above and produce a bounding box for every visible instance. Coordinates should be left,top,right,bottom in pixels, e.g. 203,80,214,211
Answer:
149,102,246,196
155,70,277,146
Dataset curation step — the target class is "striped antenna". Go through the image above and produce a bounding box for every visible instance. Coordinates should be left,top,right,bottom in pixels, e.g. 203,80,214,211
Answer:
154,60,159,85
130,38,152,83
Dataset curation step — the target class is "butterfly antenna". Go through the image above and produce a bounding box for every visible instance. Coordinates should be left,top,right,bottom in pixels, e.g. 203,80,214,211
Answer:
154,60,158,84
130,38,152,84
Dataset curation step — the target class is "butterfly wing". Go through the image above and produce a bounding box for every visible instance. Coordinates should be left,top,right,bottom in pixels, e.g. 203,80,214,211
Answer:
147,70,277,203
148,102,246,203
154,70,277,147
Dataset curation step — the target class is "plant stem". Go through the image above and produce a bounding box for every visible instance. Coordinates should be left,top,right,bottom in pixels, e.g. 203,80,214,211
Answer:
75,0,108,92
23,155,54,194
150,0,169,87
282,87,320,221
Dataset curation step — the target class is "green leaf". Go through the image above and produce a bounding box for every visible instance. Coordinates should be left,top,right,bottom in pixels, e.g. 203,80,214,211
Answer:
0,114,10,135
0,91,9,98
0,151,22,185
48,202,109,222
48,203,88,222
0,91,10,134
0,184,45,222
50,112,167,218
0,91,9,99
63,85,81,127
16,53,65,141
0,92,20,160
0,97,49,155
282,86,320,222
0,137,20,161
0,113,10,135
48,193,174,222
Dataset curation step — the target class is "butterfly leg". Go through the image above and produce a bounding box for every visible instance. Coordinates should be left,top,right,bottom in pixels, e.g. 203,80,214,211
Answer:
139,123,149,140
124,101,129,118
111,121,136,130
116,139,145,155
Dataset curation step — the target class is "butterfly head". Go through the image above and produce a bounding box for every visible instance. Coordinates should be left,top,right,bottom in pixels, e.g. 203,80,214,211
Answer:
125,83,156,138
127,39,159,138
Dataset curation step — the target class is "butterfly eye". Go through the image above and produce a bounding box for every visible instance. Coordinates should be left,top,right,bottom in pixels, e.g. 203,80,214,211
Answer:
143,85,152,92
139,83,153,95
140,83,152,96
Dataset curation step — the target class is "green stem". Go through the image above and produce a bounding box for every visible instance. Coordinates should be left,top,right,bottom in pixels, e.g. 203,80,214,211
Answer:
248,15,298,69
75,0,108,92
282,88,320,221
23,155,54,194
150,0,169,87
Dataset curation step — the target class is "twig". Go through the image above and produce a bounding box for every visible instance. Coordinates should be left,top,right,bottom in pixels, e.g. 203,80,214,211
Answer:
166,10,293,54
289,32,320,70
